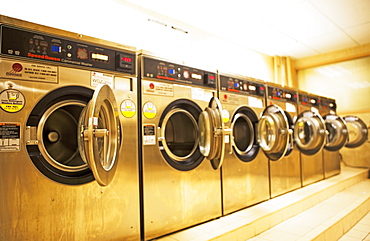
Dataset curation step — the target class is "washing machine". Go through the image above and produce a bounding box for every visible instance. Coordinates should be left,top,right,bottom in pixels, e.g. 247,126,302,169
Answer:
218,73,269,215
296,91,327,186
264,83,301,197
319,97,348,178
0,16,140,240
343,116,368,148
139,53,226,240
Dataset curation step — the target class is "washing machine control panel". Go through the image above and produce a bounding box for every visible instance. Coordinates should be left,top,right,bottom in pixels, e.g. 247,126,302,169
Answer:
143,57,216,88
219,75,265,97
320,97,336,111
267,86,297,103
0,25,135,74
298,93,320,107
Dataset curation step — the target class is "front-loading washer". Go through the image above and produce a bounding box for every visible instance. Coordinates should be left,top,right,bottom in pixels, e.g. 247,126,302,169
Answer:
343,116,368,149
339,115,368,165
296,91,327,186
319,97,348,178
265,83,301,197
0,16,140,240
218,73,269,215
139,53,226,240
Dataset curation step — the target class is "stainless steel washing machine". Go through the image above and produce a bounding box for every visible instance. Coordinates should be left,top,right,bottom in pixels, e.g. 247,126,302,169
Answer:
139,53,226,240
296,91,327,186
0,16,140,240
218,73,269,215
265,83,301,197
343,116,368,149
319,97,348,178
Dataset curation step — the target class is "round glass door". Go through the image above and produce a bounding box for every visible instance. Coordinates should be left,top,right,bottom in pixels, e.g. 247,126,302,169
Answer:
257,105,291,161
78,84,121,186
230,106,260,162
158,99,203,171
344,116,368,148
198,97,225,169
323,114,348,151
294,111,326,155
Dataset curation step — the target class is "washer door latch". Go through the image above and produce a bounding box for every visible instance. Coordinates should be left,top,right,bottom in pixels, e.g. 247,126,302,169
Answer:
25,126,38,145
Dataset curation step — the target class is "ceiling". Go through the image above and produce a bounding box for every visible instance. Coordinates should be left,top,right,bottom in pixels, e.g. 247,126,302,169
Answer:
123,0,370,59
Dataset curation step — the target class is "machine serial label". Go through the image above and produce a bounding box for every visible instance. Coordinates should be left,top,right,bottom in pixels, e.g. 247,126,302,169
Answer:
143,124,156,145
0,60,58,83
142,80,174,96
0,122,21,152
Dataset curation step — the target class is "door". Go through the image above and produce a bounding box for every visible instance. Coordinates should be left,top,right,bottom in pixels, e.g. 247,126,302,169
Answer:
229,106,260,162
27,84,121,186
343,116,368,148
294,111,327,155
198,97,225,169
257,105,292,161
323,114,348,151
158,97,225,171
78,84,121,186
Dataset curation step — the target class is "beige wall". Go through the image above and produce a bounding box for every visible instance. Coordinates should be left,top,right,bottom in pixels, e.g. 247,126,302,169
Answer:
296,56,370,168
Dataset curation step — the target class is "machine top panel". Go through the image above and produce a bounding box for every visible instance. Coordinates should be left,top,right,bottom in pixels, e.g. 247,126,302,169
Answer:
219,74,266,98
142,56,216,88
267,85,297,103
0,25,136,74
298,92,320,107
320,97,336,111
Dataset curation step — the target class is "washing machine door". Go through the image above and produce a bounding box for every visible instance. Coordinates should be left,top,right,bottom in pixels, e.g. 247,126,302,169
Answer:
343,116,368,148
323,114,348,151
294,111,327,155
78,84,121,186
257,105,291,161
198,97,225,169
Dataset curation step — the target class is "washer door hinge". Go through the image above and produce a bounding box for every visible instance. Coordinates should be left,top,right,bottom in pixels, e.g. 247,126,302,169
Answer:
25,126,38,145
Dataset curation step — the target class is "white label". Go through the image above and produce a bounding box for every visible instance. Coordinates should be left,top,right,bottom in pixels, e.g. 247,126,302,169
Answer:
191,88,205,101
286,102,297,113
143,124,156,145
143,80,174,96
91,72,114,88
0,60,58,83
0,122,21,152
248,96,263,108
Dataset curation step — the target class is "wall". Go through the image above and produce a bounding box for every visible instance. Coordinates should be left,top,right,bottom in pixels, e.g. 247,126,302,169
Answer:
0,0,274,82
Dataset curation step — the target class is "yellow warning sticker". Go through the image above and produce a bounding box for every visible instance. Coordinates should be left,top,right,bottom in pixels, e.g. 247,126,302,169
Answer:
120,99,136,118
0,89,25,113
143,101,157,119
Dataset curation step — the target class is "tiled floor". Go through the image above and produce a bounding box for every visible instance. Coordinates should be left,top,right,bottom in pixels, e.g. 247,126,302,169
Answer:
339,211,370,241
157,166,370,241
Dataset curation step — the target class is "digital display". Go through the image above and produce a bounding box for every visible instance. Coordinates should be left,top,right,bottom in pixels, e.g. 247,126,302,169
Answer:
208,75,215,80
191,73,202,80
285,93,292,99
91,53,109,61
51,45,61,53
121,57,132,62
249,85,256,91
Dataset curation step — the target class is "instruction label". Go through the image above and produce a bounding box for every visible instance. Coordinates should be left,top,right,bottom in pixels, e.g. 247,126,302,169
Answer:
143,124,156,145
0,60,57,83
0,122,21,152
0,89,25,113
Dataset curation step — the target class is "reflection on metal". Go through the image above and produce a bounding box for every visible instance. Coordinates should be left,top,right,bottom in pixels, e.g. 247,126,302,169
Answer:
344,116,368,148
258,105,291,161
